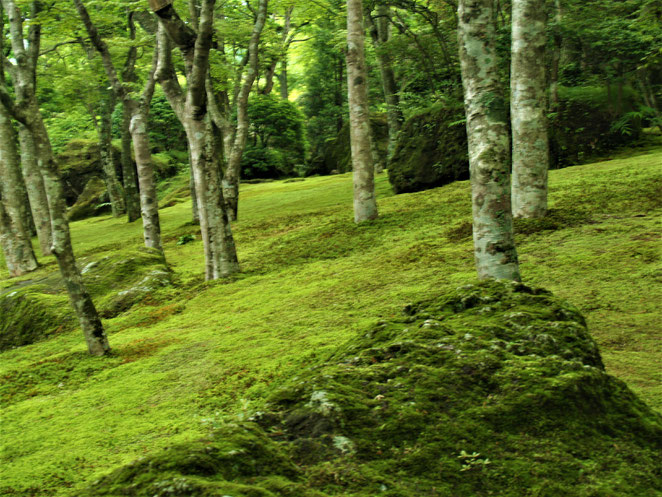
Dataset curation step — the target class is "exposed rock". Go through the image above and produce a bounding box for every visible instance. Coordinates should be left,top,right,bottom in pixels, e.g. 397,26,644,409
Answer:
82,281,662,497
388,105,469,194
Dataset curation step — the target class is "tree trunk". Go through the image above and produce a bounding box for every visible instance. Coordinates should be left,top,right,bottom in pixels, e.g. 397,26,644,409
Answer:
549,0,562,111
223,0,269,222
18,124,52,255
99,97,125,217
127,102,163,251
121,108,141,222
0,107,39,275
511,0,549,219
278,60,289,100
189,147,200,224
369,4,403,160
458,0,520,281
346,0,378,223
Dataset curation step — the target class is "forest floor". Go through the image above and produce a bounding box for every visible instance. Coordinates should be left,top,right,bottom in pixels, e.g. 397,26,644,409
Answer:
0,145,661,496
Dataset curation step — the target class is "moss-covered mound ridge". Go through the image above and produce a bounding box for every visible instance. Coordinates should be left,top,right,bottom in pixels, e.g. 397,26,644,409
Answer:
84,281,662,497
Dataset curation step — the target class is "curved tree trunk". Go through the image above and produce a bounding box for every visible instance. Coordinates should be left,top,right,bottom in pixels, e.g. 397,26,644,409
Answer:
458,0,520,281
346,0,378,223
511,0,549,219
223,0,269,222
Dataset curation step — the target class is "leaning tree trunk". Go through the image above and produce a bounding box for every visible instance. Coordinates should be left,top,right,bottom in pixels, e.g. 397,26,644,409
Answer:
223,0,269,222
99,96,126,217
0,107,39,275
347,0,378,223
458,0,521,281
511,0,549,219
18,124,52,254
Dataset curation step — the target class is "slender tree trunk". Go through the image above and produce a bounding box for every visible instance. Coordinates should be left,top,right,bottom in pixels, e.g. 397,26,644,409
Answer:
347,0,378,223
99,97,125,217
223,0,269,222
369,4,403,160
189,147,200,224
121,109,141,222
127,103,162,251
0,107,39,275
549,0,562,111
511,0,549,219
18,124,52,254
278,61,289,100
458,0,520,281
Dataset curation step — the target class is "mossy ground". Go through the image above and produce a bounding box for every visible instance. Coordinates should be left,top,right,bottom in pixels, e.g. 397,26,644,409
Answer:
0,146,660,496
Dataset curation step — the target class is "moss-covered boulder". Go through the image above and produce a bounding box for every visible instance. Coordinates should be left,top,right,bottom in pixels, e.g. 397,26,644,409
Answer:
58,139,122,206
308,115,388,176
388,105,469,194
0,248,171,350
83,281,662,497
67,177,111,221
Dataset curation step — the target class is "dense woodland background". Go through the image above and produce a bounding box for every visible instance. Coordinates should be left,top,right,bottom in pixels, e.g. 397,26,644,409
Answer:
0,0,661,496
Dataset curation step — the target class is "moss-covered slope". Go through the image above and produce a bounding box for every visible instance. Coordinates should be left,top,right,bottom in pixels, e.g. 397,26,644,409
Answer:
84,281,662,497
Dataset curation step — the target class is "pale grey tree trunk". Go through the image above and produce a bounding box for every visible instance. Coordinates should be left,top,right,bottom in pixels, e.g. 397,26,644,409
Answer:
223,0,269,222
154,3,240,279
99,96,125,217
121,109,141,222
18,124,52,254
0,0,110,355
368,4,403,160
74,0,162,252
511,0,549,219
347,0,378,223
549,0,562,111
458,0,520,281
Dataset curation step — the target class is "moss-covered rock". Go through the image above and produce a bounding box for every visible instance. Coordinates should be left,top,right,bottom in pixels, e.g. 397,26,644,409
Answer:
307,115,388,176
67,177,111,221
58,139,122,206
82,281,662,497
0,248,172,350
388,105,469,194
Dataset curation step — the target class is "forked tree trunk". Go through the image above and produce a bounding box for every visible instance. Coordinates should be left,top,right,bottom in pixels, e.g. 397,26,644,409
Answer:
0,107,39,275
346,0,378,223
223,0,269,222
154,3,240,280
511,0,549,219
457,0,520,281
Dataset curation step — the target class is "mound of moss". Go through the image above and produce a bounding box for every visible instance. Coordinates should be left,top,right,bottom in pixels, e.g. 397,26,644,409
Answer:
0,248,171,350
388,105,469,194
83,281,662,497
68,177,111,221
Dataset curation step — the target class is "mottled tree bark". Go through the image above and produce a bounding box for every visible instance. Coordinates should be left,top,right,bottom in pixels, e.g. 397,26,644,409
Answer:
347,0,378,223
99,96,126,217
549,0,562,112
511,0,549,219
154,4,239,279
74,0,162,252
0,113,39,275
223,0,269,222
458,0,521,281
368,4,403,160
0,0,110,355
